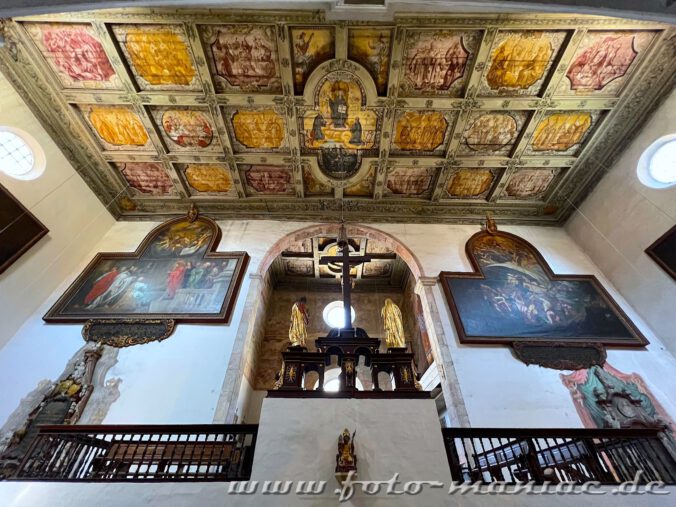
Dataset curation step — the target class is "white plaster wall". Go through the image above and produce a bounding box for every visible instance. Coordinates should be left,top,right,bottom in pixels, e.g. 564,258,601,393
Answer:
2,219,675,432
566,89,676,355
246,397,452,506
0,72,115,350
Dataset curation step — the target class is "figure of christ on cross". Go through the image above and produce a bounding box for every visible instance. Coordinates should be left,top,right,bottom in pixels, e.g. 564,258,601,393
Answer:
318,224,372,331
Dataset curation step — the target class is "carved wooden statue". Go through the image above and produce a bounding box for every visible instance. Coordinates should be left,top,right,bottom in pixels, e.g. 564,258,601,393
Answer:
381,298,406,349
289,297,309,347
335,428,357,483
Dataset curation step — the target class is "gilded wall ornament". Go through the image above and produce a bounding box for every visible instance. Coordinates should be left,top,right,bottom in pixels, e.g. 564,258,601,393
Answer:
82,319,176,347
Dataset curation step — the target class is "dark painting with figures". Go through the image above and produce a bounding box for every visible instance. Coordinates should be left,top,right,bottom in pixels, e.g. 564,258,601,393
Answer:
0,183,48,275
645,224,676,281
440,230,647,346
44,215,248,323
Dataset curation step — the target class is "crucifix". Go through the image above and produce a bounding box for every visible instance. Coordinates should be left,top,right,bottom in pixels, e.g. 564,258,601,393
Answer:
319,222,372,330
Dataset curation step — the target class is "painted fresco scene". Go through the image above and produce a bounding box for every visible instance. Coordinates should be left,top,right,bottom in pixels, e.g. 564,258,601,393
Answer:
242,165,294,195
291,27,335,94
444,234,641,341
151,108,219,152
558,31,657,95
480,30,566,96
527,111,597,155
25,22,120,89
302,77,378,151
80,105,151,150
400,30,481,97
115,162,176,196
227,108,286,152
46,219,241,319
301,73,379,179
392,110,452,155
112,24,200,90
385,167,437,198
201,24,281,93
460,111,527,156
503,168,560,199
182,164,235,195
446,169,498,199
347,28,392,95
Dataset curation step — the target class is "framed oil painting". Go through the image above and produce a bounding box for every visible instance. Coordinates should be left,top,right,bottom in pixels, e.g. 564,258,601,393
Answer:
439,229,647,346
0,182,48,275
645,224,676,281
44,215,248,323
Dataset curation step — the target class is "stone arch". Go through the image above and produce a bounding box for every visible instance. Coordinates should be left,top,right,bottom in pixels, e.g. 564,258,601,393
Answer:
213,223,468,427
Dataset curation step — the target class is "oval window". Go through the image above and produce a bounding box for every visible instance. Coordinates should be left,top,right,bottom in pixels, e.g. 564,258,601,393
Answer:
637,135,676,189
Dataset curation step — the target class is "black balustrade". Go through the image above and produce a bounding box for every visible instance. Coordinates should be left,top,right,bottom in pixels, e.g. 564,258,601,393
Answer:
442,427,676,485
9,424,257,482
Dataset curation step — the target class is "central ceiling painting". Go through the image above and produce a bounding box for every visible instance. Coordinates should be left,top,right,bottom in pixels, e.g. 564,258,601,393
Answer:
1,10,673,223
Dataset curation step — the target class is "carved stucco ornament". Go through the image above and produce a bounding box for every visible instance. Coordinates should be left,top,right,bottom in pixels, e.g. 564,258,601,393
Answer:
511,341,607,370
82,319,176,348
0,343,120,479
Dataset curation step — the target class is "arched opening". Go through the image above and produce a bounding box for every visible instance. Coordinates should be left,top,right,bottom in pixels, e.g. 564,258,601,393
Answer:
214,223,466,427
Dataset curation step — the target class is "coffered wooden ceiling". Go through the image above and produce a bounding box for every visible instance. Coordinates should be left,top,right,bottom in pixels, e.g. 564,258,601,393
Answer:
270,235,407,291
0,9,674,224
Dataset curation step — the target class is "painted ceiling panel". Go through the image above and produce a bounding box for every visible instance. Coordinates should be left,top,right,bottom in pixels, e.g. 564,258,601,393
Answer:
199,24,282,94
501,167,562,200
78,104,151,150
0,9,673,224
399,29,482,98
115,162,177,197
150,107,220,153
385,166,437,199
24,22,120,89
241,164,294,196
479,30,568,97
112,24,200,91
180,163,236,196
556,30,659,96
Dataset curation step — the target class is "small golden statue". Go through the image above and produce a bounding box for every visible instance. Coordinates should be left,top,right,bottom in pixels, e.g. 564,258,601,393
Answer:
289,296,309,347
273,363,284,390
381,298,406,349
335,428,357,484
187,203,199,222
484,212,498,234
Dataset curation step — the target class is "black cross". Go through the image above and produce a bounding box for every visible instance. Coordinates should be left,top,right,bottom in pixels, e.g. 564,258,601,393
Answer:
319,224,372,329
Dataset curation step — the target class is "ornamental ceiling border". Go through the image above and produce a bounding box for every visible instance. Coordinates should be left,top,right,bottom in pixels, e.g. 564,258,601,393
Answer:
0,9,674,225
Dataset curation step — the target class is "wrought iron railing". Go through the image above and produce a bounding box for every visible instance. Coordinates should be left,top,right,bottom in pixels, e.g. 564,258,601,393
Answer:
442,427,676,485
10,424,257,482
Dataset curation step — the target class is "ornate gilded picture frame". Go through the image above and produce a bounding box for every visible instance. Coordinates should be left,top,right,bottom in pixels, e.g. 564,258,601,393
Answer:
439,229,647,347
44,214,248,324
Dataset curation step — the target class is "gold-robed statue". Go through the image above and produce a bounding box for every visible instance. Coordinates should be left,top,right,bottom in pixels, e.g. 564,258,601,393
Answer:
381,298,406,349
335,428,357,484
289,296,309,347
